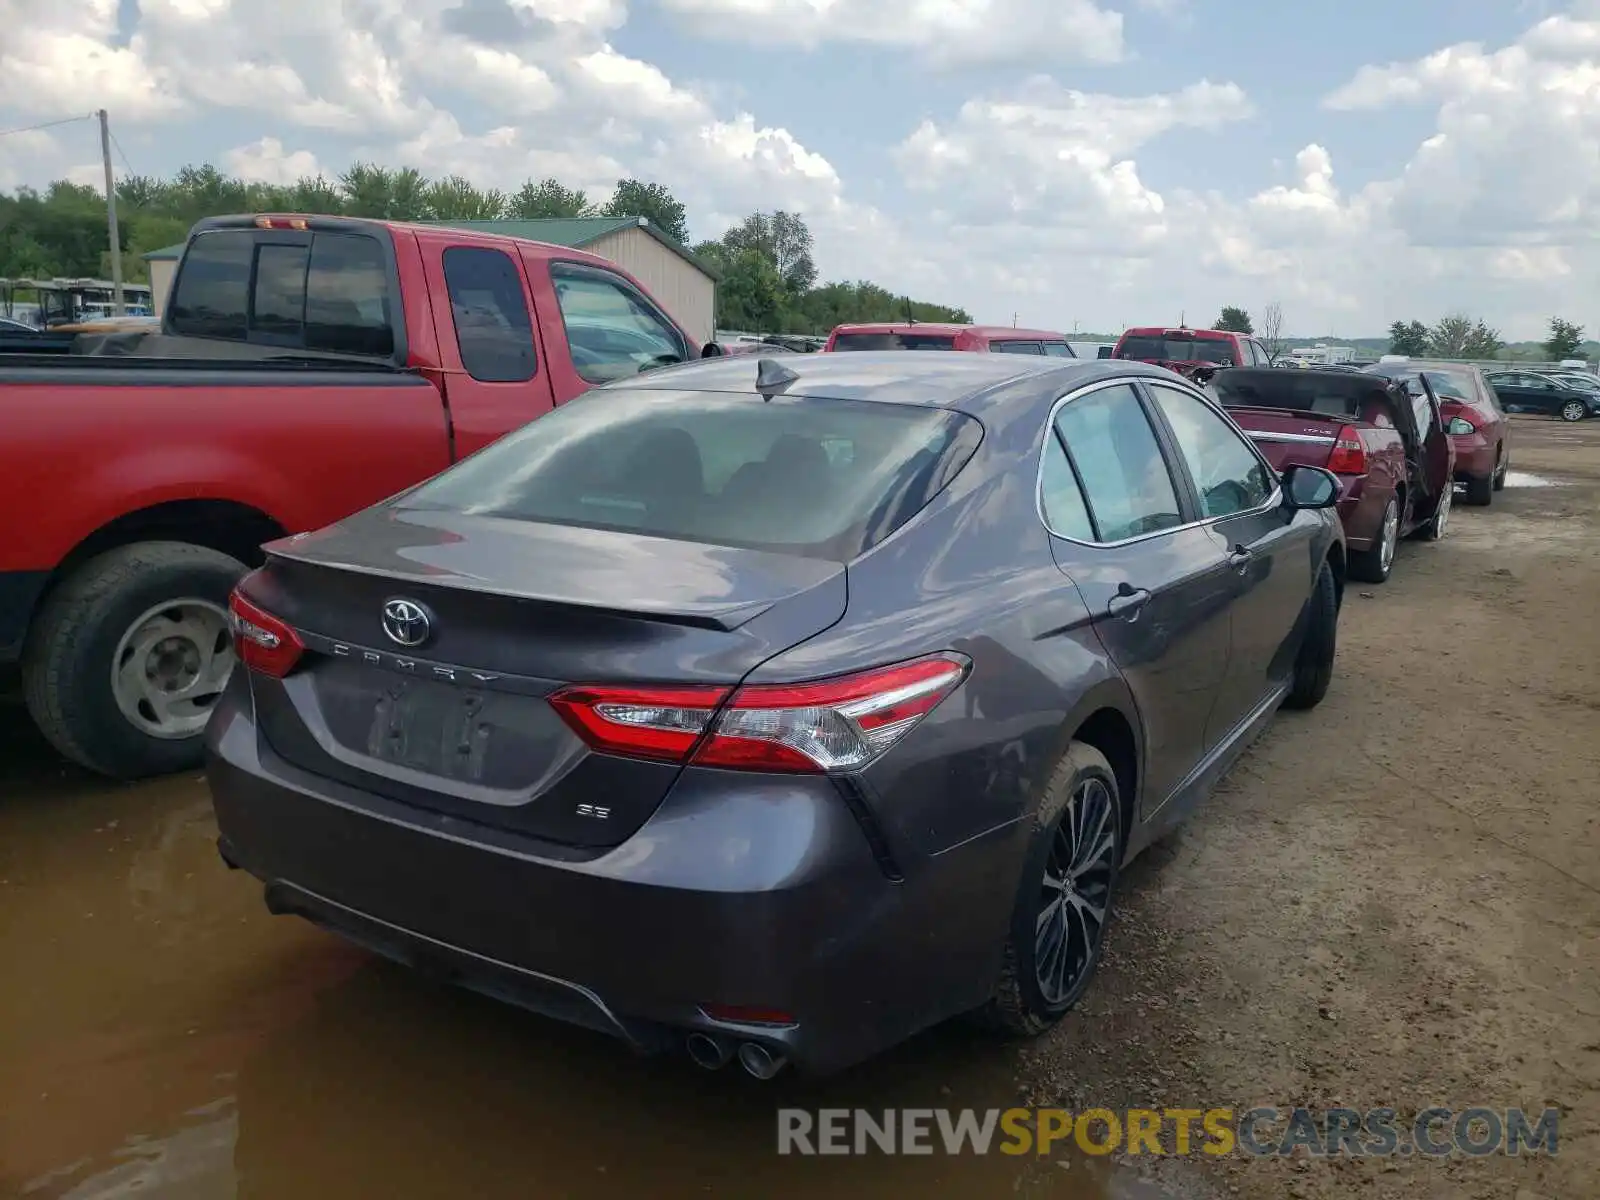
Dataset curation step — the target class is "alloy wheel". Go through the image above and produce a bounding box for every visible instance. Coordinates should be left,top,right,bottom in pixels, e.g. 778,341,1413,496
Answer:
1380,501,1399,575
110,599,235,739
1562,400,1585,422
1034,777,1118,1006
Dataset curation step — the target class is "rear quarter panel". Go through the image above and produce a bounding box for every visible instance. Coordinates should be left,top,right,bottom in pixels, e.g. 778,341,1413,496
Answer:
0,372,451,574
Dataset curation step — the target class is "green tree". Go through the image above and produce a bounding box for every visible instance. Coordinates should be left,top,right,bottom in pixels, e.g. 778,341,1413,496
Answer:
1213,305,1253,334
338,163,429,220
424,175,507,221
719,211,817,295
602,179,690,244
1388,319,1430,356
1428,314,1502,359
509,178,593,219
1543,317,1585,360
714,247,786,332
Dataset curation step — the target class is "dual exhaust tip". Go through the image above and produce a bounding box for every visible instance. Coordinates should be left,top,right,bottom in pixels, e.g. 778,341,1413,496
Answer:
686,1032,787,1080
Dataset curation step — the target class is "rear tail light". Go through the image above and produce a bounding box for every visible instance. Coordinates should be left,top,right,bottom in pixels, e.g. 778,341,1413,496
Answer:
228,586,304,678
1326,425,1367,475
548,653,969,774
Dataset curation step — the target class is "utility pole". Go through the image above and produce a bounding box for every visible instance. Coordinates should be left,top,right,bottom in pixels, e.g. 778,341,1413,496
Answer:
1012,312,1018,328
98,109,124,315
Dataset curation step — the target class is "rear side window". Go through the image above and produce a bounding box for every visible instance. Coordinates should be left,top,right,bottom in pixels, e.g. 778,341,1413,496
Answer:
168,230,394,356
1040,435,1096,540
442,247,536,382
1042,342,1075,357
397,390,982,560
831,333,956,351
1053,384,1183,541
993,341,1043,355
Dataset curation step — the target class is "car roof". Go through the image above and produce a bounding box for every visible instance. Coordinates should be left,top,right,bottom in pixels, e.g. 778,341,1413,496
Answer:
1121,326,1239,338
618,351,1163,409
830,323,1067,339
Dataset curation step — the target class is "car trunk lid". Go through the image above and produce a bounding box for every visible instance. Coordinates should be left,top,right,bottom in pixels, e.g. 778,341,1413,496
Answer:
244,507,846,847
1220,406,1344,472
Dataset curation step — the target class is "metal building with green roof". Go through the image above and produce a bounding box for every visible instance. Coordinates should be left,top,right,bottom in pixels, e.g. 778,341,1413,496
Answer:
141,216,717,342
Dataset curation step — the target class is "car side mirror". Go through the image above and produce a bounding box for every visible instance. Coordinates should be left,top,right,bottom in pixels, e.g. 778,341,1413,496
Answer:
1281,464,1340,510
701,342,725,358
1545,382,1557,391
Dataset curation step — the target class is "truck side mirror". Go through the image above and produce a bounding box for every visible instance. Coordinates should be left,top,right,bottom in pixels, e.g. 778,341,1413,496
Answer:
701,342,724,358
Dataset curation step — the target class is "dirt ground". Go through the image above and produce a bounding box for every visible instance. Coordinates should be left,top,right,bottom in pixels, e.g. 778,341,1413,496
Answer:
1020,414,1600,1198
1,415,1596,1200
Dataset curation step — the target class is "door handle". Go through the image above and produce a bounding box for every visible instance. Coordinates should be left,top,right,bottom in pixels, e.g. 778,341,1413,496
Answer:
1107,583,1151,620
1227,544,1253,571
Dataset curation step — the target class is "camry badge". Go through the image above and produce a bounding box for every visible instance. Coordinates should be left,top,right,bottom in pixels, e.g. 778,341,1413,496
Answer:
382,598,432,648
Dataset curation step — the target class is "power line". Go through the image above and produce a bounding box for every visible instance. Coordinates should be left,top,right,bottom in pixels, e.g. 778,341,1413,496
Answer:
0,113,95,141
108,129,136,178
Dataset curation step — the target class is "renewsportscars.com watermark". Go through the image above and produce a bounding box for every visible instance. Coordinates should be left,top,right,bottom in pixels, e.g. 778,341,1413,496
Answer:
776,1106,1560,1158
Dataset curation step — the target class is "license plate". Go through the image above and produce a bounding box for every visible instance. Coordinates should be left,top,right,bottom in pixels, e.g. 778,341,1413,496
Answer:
365,678,494,782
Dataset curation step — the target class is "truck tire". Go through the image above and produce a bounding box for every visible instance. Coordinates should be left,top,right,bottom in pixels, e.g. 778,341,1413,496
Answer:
22,542,247,780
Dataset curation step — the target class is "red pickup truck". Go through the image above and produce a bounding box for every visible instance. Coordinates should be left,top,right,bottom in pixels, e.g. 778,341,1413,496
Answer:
1112,326,1273,378
1,214,713,779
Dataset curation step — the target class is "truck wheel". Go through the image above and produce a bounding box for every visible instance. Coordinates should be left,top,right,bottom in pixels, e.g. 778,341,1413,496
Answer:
22,542,247,780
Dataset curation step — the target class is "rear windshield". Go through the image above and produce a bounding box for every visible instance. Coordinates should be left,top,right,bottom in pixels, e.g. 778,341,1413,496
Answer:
167,229,395,357
1367,364,1473,402
832,332,957,351
1116,336,1238,364
396,389,982,560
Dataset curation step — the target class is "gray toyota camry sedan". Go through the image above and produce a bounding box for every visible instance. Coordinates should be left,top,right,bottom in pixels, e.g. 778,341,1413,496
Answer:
207,352,1345,1078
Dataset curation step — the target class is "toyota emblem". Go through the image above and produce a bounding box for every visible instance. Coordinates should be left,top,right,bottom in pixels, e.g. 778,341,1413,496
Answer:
381,598,432,648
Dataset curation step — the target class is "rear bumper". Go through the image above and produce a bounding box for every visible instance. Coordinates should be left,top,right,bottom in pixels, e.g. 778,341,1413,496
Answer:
1449,432,1496,480
1333,479,1375,551
205,677,1015,1075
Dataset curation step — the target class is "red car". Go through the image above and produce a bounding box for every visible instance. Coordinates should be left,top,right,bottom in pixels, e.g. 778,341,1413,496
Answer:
0,213,709,778
1210,367,1454,583
1112,326,1273,378
1364,359,1510,506
824,323,1076,355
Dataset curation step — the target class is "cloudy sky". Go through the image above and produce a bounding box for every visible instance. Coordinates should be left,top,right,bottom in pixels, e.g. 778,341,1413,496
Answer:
1,0,1596,339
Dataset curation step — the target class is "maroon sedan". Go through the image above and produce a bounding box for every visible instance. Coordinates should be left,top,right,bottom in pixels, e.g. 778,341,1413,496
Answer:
1209,367,1454,584
1364,360,1510,506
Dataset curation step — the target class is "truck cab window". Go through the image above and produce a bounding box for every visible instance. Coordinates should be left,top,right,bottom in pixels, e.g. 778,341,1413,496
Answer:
168,232,252,339
441,247,537,383
305,234,393,357
168,229,393,357
251,244,310,342
549,263,687,385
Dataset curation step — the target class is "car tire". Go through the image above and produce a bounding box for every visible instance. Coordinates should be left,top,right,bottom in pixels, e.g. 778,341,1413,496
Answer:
1492,445,1508,492
22,541,247,780
1348,497,1398,584
1463,469,1494,507
976,741,1122,1037
1283,561,1338,711
1560,400,1586,422
1416,480,1451,542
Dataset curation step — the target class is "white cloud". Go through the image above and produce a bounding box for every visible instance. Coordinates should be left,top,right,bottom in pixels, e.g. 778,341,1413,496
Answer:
225,137,325,185
2,0,1599,341
655,0,1126,66
893,78,1253,242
